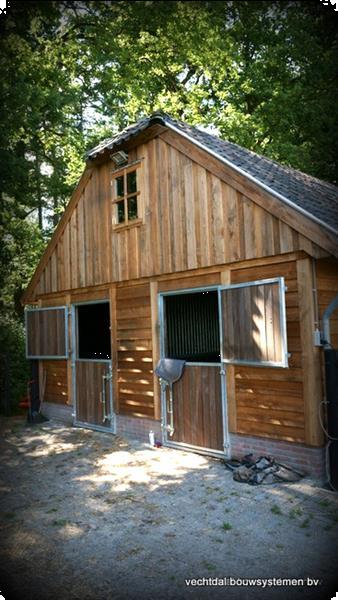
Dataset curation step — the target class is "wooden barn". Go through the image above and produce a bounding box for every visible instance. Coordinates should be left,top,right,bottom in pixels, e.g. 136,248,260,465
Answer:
22,113,338,478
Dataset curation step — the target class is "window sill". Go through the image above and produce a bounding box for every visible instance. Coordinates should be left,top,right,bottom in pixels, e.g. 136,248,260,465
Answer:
113,219,143,232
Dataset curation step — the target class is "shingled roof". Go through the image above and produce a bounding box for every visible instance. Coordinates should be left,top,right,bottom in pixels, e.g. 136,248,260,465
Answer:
87,113,338,235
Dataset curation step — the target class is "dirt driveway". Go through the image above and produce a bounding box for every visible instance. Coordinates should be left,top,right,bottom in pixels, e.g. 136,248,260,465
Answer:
0,417,337,600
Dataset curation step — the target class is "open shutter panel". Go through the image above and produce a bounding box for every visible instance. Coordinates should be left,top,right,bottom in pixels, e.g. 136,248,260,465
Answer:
220,278,288,368
25,306,68,359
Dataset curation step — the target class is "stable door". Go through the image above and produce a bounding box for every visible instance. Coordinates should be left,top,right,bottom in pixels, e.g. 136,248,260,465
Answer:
160,289,228,456
72,301,115,432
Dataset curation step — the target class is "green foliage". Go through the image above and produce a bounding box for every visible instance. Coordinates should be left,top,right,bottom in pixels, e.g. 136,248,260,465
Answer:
0,0,337,325
271,504,282,515
0,215,45,316
0,312,29,414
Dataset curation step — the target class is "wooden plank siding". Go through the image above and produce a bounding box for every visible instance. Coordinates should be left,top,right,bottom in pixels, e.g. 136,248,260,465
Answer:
110,138,327,283
22,128,337,451
31,164,112,297
41,360,68,405
26,308,66,357
230,260,306,443
170,366,224,451
116,283,154,418
76,361,111,426
28,135,329,302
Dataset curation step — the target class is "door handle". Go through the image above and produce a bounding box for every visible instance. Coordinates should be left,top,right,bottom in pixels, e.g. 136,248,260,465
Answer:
101,373,107,423
167,383,175,437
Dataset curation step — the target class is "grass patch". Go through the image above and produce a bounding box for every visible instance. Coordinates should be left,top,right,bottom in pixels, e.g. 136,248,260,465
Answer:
289,507,303,519
276,543,284,549
203,561,216,572
222,521,232,532
224,508,231,513
299,518,310,528
51,519,69,527
271,504,282,515
318,499,330,508
46,508,58,514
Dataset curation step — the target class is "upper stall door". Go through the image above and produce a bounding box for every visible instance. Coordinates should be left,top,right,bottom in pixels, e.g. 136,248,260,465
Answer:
219,278,288,369
72,301,115,432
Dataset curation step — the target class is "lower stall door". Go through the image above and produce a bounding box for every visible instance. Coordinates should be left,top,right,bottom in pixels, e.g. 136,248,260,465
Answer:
166,365,224,452
75,361,113,429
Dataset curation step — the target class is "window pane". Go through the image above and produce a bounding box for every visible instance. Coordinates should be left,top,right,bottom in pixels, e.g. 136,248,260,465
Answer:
127,170,137,194
115,175,124,198
127,196,138,221
116,200,125,224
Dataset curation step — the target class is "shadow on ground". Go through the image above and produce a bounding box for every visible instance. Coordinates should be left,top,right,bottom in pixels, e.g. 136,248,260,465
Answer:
0,416,337,600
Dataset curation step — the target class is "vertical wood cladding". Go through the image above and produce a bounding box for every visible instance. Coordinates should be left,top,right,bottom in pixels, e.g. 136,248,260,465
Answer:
75,361,111,426
35,163,112,296
26,308,66,357
110,137,324,282
32,135,326,297
170,366,224,451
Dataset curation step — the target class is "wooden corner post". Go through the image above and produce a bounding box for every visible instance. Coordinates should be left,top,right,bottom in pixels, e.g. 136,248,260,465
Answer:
109,285,119,414
296,257,324,446
150,281,161,421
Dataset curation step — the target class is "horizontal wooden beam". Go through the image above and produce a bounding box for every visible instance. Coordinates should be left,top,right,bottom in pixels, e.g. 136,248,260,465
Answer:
32,251,307,302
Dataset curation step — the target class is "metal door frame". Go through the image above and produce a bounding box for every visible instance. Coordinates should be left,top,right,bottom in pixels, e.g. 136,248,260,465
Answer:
218,277,289,368
158,285,230,458
71,300,115,434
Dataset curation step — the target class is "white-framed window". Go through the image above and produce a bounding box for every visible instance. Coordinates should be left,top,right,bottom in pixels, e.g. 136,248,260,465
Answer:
112,162,141,228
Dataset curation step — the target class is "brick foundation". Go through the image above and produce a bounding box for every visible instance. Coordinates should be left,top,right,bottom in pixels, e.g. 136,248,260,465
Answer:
41,402,326,480
115,415,163,444
229,433,326,480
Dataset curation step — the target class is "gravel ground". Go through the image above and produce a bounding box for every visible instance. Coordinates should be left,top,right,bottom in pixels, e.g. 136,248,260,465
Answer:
0,416,337,600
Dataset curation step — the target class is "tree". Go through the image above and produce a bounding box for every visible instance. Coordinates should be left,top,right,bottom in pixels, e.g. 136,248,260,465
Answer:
1,0,337,411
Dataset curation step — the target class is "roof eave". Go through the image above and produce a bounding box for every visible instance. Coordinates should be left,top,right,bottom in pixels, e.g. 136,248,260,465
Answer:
163,118,338,239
